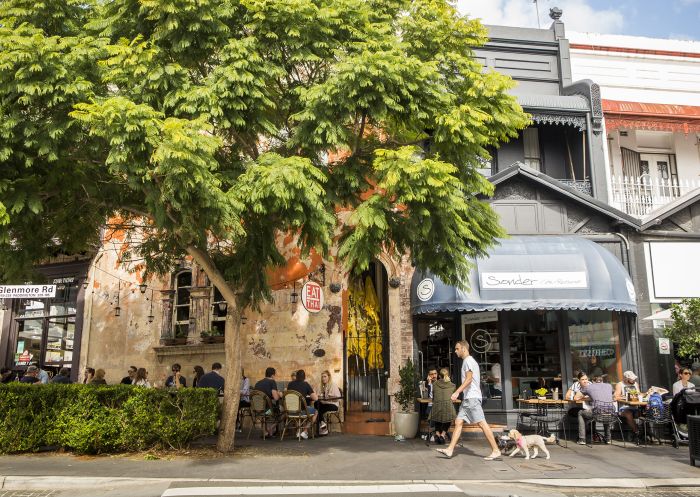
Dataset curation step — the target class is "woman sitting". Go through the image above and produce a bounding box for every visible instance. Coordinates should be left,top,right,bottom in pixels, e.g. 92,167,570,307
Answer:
429,368,456,444
134,367,151,387
316,370,341,435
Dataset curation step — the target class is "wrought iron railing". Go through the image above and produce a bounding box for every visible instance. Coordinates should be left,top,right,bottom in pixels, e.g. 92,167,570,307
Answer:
610,175,700,217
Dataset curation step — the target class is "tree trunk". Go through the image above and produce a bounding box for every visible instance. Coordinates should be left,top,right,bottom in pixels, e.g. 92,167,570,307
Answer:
186,245,242,453
217,307,242,453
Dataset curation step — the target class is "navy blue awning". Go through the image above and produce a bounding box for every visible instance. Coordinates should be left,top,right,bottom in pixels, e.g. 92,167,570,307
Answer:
410,236,637,315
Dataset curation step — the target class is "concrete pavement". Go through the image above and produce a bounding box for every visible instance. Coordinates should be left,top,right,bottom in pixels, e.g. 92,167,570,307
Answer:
0,434,698,495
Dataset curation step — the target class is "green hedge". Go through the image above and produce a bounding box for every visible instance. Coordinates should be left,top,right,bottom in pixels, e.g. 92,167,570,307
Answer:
0,384,220,454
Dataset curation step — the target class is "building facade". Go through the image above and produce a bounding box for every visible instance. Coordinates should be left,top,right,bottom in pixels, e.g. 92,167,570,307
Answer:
5,14,691,430
569,31,700,388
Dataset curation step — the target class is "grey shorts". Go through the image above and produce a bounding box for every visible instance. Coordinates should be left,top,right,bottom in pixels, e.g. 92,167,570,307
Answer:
457,398,485,424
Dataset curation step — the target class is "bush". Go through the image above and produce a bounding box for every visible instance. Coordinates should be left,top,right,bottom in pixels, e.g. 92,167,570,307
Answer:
0,384,219,454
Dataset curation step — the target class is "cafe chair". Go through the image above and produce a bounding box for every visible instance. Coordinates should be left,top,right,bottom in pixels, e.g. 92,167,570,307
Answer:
642,400,678,447
247,390,277,440
584,401,626,447
281,390,315,441
323,389,344,435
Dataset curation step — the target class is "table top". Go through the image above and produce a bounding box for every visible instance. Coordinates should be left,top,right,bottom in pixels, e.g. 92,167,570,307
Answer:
518,398,578,405
618,399,648,407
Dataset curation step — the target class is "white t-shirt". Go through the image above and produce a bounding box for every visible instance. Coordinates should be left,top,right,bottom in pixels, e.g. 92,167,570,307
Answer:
673,380,695,396
461,355,482,400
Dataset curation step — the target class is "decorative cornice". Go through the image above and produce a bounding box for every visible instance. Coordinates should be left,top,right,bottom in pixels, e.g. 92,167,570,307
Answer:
531,113,586,131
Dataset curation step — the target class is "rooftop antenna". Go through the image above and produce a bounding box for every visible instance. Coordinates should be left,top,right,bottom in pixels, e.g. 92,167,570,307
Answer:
533,0,541,28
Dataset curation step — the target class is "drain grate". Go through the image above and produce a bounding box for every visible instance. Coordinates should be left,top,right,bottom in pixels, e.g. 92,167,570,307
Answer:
518,461,574,471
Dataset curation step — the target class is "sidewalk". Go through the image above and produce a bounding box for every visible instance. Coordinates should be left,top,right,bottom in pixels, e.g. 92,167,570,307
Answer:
0,434,697,486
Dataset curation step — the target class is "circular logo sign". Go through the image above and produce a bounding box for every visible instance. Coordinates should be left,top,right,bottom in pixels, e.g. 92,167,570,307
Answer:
301,281,324,313
470,328,493,354
416,278,435,302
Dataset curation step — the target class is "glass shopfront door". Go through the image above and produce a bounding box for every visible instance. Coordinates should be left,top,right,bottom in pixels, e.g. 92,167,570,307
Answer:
12,280,78,372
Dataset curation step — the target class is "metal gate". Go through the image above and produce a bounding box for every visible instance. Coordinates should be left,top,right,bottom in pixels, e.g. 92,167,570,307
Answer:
345,264,390,412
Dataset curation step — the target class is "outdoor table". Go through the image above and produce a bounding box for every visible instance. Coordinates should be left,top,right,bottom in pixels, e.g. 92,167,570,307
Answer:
518,398,573,447
618,399,648,407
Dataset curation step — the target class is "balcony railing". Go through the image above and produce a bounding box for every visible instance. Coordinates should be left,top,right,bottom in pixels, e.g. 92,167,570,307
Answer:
610,175,700,217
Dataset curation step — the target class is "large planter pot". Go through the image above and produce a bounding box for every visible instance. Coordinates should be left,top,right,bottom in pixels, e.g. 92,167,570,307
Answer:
394,411,420,439
201,336,224,344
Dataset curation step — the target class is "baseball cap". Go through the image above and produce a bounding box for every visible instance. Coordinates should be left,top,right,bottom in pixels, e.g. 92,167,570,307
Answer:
623,370,637,381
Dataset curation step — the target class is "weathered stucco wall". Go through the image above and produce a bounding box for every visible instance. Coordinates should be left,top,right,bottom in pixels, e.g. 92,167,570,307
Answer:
80,237,167,385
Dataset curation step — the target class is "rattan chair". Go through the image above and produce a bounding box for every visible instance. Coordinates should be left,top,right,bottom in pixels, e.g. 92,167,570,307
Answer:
281,390,315,441
322,389,344,435
247,390,277,440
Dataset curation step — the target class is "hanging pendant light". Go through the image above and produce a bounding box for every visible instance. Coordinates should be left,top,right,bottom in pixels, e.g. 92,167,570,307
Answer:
114,281,121,317
147,289,155,323
290,281,299,304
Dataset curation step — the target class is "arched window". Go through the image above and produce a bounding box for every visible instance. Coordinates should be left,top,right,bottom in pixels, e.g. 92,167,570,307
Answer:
173,271,192,337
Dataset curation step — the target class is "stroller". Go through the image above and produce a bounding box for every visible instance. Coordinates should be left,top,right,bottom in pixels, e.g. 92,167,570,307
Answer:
670,388,700,447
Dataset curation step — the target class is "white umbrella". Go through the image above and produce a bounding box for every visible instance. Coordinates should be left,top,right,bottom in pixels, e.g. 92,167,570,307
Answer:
642,308,672,321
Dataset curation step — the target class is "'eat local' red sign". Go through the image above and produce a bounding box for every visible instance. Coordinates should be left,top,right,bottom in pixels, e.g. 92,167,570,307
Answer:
301,281,324,313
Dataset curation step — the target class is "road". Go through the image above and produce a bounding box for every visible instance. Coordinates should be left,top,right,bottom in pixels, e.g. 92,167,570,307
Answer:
1,482,699,497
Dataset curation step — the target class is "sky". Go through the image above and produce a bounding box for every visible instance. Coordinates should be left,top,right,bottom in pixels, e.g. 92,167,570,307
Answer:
456,0,700,41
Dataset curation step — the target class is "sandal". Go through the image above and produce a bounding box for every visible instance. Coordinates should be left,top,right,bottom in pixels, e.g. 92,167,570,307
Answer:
435,448,453,459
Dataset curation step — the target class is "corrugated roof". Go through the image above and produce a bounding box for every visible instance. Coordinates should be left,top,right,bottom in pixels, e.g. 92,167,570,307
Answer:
517,94,590,112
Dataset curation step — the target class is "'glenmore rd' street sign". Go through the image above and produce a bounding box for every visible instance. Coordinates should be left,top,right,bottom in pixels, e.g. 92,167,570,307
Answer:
0,285,57,299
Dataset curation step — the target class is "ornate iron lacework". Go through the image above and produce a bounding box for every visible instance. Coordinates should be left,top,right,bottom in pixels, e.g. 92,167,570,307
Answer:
531,113,586,131
559,179,592,196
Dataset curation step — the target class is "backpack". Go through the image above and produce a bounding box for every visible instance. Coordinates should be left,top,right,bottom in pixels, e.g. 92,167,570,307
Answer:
648,392,664,417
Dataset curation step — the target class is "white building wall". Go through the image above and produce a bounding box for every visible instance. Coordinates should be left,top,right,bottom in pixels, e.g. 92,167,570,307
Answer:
568,32,700,106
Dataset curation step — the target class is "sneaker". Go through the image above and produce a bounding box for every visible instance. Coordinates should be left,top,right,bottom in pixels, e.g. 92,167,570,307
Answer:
300,431,309,439
577,439,586,445
603,437,612,444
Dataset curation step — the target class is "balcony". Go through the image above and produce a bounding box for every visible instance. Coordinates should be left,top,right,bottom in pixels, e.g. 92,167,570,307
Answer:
610,175,700,217
559,179,592,196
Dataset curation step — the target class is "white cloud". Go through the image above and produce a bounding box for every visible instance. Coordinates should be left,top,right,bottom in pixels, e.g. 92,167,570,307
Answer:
457,0,625,34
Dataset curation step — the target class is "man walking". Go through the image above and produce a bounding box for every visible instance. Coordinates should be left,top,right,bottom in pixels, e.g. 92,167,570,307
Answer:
436,340,500,460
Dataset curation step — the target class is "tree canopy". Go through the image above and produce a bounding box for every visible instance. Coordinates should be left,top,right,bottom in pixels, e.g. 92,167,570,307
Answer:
0,0,528,450
666,298,700,358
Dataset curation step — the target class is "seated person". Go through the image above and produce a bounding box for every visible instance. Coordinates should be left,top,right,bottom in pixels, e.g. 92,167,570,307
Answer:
197,362,225,392
420,368,437,419
165,363,187,388
565,372,588,416
486,363,502,397
614,370,642,444
286,369,318,439
254,367,281,402
574,375,614,444
254,367,281,437
673,368,697,395
430,368,456,445
316,370,341,435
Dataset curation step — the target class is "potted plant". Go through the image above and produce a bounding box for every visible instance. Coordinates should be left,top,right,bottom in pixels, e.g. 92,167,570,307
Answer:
200,329,224,344
162,328,189,346
393,358,420,439
534,387,548,400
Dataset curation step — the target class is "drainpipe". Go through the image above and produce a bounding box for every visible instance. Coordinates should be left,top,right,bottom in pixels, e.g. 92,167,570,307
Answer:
612,230,644,387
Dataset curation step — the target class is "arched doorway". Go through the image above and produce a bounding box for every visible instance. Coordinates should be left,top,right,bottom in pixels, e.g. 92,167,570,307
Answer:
345,261,390,412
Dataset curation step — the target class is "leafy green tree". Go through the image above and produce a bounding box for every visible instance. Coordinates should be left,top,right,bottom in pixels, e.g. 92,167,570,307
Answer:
666,298,700,358
0,0,528,451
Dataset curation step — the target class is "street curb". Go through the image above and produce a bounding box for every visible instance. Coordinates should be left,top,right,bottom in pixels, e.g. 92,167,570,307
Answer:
3,476,700,490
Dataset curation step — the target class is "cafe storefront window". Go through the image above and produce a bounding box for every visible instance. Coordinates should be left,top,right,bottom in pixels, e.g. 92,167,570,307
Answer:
12,279,79,372
568,310,622,384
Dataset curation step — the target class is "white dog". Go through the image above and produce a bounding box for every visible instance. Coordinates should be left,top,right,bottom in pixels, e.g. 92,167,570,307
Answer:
506,429,556,460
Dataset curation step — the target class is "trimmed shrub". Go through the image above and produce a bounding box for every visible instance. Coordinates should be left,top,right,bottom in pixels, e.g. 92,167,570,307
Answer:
0,384,219,454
